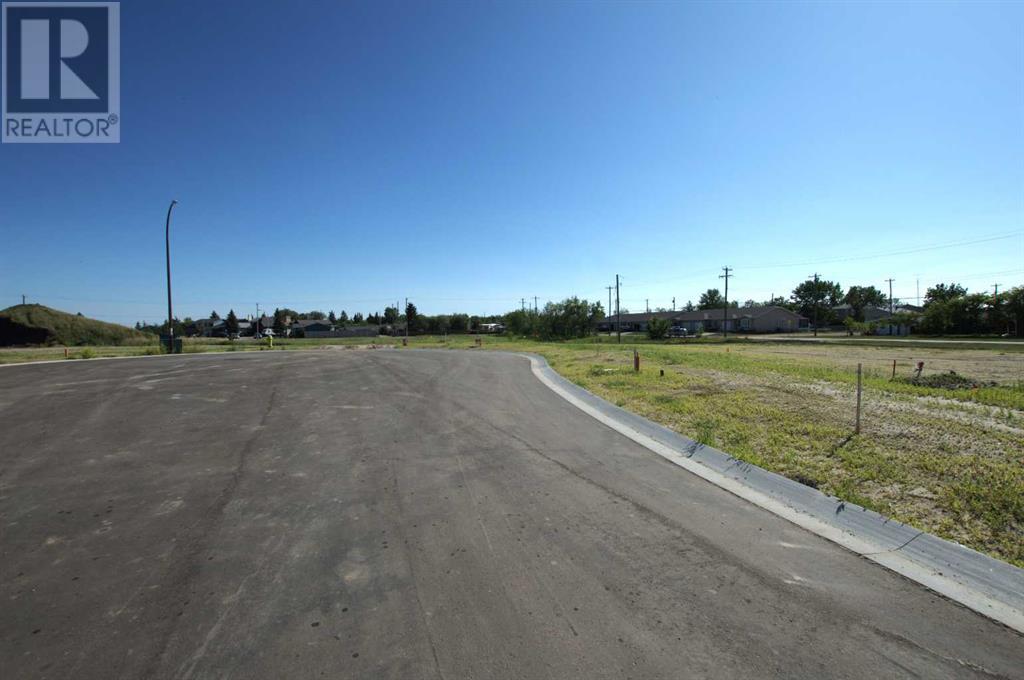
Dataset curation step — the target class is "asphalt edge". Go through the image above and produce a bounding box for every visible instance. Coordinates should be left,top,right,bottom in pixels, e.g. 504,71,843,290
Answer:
518,351,1024,634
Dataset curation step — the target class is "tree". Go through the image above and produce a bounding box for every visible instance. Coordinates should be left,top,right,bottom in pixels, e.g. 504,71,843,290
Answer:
225,309,239,336
1004,286,1024,337
925,283,968,306
353,312,364,324
647,316,670,340
684,300,695,312
383,306,398,325
791,278,843,323
405,302,419,334
272,308,287,335
210,310,220,320
698,289,723,310
449,313,469,333
328,310,337,324
307,310,326,320
428,315,451,334
843,285,888,321
763,295,790,308
504,309,534,336
533,297,602,340
919,293,986,335
339,310,349,323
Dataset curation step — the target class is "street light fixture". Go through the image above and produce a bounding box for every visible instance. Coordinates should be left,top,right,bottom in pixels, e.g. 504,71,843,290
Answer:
165,199,179,353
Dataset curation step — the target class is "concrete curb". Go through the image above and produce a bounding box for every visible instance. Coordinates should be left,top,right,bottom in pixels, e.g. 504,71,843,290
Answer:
518,352,1024,634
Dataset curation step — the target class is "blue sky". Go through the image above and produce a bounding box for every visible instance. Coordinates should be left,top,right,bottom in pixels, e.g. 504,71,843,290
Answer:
1,0,1022,323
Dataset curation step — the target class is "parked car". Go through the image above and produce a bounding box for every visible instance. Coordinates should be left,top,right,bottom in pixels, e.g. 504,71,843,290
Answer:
669,326,689,338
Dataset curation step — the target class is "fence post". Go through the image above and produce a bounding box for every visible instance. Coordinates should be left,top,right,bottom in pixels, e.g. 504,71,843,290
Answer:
633,349,640,372
855,363,863,435
891,359,896,379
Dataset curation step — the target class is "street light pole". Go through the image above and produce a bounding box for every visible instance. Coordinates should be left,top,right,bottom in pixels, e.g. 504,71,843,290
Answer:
165,200,179,353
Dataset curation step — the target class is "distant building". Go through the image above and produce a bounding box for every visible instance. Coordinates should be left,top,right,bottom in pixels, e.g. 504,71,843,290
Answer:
832,304,891,323
191,317,226,337
291,319,334,336
597,306,807,334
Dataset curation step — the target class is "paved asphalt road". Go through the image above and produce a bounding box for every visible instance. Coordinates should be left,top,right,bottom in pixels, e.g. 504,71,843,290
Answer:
1,350,1022,679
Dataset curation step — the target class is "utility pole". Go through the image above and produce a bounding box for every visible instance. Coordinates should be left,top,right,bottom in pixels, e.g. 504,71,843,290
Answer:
646,299,649,314
672,296,676,312
21,294,26,305
809,272,820,337
916,276,921,306
615,274,621,344
255,303,261,337
606,286,614,335
719,267,732,339
885,278,896,337
404,297,409,341
521,298,526,312
993,283,1001,297
533,296,538,313
165,200,179,353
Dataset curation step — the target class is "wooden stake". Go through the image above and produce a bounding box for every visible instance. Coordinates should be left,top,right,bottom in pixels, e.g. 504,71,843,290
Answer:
855,363,863,435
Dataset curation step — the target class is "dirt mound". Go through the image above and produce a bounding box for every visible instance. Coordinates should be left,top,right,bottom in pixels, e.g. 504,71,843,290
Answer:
897,371,997,390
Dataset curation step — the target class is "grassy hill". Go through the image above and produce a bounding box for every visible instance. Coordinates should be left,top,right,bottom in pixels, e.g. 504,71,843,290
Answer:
0,304,151,346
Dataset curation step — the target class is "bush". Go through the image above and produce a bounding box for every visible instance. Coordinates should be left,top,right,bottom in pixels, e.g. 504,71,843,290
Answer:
648,316,670,340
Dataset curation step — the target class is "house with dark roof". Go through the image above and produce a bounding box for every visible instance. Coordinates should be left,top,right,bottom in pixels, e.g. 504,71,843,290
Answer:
290,319,333,337
598,306,807,334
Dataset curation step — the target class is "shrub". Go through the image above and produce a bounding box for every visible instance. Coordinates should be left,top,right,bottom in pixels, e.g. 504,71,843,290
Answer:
648,316,670,340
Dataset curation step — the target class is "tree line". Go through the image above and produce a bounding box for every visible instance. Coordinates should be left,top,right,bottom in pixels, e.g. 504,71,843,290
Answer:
134,280,1024,340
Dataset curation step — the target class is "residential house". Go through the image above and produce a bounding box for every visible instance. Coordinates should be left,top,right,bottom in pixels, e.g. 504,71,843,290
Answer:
598,306,808,334
290,319,333,337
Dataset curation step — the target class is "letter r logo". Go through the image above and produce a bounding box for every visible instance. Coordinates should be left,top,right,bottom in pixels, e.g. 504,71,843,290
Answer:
3,3,113,113
2,2,120,142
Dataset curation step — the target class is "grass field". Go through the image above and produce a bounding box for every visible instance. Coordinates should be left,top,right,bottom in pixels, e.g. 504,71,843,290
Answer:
2,333,1022,567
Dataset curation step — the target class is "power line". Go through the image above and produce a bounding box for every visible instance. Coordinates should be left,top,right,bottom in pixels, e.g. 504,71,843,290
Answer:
741,231,1021,270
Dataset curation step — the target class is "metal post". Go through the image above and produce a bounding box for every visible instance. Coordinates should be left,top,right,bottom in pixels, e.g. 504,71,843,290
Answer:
165,200,178,353
855,363,863,434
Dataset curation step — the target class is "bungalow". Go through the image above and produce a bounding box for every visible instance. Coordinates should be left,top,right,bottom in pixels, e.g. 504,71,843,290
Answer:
191,317,226,337
291,319,334,337
832,304,892,323
598,306,808,334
